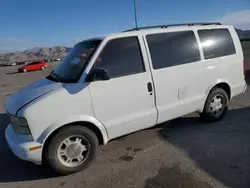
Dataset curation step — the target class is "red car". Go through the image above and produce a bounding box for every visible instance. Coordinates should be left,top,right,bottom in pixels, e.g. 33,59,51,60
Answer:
18,61,48,72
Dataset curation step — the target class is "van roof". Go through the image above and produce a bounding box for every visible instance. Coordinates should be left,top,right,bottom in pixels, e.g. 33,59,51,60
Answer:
123,22,222,32
79,22,233,43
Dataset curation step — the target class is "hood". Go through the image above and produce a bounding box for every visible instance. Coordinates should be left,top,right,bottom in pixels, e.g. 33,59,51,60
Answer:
5,78,63,115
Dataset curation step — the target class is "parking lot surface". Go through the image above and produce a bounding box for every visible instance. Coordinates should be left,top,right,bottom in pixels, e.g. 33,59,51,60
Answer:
0,59,250,188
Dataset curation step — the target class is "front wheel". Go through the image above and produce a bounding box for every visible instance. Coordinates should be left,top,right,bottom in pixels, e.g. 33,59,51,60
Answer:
200,87,229,122
45,126,98,175
41,66,45,70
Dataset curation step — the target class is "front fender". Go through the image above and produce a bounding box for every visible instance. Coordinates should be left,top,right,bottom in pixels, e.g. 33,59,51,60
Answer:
36,115,109,145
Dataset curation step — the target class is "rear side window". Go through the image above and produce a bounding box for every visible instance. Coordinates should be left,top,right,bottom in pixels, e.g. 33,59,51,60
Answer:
29,62,40,65
94,36,145,78
198,29,236,59
146,31,201,70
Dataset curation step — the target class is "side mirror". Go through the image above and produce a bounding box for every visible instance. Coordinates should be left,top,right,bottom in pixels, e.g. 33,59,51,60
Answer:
87,68,110,82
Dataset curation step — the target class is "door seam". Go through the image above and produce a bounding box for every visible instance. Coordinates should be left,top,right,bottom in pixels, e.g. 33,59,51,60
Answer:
141,34,159,123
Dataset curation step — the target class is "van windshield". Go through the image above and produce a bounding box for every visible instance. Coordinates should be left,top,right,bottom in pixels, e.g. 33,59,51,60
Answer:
47,40,102,83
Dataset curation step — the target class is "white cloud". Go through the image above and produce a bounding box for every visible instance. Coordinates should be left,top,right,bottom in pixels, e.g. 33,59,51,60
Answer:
217,10,250,30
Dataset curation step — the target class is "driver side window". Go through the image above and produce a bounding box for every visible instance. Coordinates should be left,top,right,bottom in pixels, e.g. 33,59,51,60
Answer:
93,36,145,79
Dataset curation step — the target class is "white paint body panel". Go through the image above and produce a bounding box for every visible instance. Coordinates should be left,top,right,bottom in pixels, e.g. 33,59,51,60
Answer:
87,33,157,139
89,72,157,139
4,78,62,115
17,82,108,142
4,25,246,165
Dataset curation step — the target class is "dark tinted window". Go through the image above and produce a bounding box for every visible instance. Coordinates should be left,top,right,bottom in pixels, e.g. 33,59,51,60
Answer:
29,62,37,65
198,29,236,59
94,37,145,78
146,31,201,69
29,62,40,65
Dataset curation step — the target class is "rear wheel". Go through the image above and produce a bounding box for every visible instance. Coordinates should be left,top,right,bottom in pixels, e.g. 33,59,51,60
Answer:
45,126,98,175
200,87,229,122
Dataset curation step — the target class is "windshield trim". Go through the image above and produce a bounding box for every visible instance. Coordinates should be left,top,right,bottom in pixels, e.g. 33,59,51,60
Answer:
75,39,103,83
48,39,103,83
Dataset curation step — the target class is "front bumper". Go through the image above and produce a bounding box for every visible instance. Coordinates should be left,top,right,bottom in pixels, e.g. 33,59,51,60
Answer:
5,124,42,165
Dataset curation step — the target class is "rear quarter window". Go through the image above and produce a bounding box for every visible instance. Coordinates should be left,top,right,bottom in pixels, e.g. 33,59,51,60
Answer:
198,28,236,59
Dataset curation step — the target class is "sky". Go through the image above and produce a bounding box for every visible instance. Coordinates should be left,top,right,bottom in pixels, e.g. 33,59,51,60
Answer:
0,0,250,52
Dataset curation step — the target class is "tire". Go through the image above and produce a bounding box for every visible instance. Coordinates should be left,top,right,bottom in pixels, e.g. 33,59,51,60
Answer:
200,87,229,122
41,66,45,70
45,126,98,175
23,68,27,73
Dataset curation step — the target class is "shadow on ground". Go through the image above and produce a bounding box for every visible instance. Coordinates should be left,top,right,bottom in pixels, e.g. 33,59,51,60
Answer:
145,69,250,188
155,106,250,188
144,164,213,188
245,70,250,85
0,113,58,182
6,71,21,75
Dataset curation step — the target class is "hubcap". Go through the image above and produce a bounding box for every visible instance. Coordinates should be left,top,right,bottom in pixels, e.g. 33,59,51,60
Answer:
57,136,90,167
210,94,224,116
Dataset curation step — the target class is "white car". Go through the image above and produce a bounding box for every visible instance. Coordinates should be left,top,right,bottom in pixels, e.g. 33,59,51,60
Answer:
4,23,247,174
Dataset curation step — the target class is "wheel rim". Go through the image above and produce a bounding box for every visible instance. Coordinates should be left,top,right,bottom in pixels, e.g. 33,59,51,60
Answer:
23,69,27,72
57,135,90,168
209,94,224,117
41,66,45,70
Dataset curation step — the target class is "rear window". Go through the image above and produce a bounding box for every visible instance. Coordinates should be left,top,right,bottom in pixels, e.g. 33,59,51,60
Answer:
198,29,236,59
146,31,201,70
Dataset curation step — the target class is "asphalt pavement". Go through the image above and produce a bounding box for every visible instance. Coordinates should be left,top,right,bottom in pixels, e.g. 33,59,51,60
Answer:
0,61,250,188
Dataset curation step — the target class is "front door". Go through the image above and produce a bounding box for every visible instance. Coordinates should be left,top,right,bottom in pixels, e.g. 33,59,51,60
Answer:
88,36,157,139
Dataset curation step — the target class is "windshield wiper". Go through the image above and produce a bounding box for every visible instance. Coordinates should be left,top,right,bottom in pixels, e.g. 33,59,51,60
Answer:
46,70,62,82
46,70,77,83
52,72,62,82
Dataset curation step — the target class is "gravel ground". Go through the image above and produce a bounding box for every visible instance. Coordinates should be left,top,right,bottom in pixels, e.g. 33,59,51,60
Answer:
0,57,249,188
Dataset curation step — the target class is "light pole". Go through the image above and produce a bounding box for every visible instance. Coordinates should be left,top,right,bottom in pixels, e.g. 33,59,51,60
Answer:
133,0,138,29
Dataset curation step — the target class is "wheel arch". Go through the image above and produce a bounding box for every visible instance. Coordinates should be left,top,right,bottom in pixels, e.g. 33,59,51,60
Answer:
200,81,231,113
209,82,231,99
39,117,109,164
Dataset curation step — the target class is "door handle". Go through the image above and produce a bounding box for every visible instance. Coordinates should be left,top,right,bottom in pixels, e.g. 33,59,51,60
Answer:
147,82,153,94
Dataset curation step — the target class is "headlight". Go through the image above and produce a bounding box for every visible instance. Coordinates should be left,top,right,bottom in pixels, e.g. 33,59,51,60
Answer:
10,116,31,135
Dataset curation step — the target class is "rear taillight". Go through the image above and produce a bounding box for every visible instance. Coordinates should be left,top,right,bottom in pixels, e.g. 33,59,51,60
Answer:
243,59,246,75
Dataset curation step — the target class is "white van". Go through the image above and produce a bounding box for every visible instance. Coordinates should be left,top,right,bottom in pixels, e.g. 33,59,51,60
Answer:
4,23,247,174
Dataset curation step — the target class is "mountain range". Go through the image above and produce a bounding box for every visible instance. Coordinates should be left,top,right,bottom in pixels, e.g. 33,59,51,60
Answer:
236,29,250,39
0,46,71,65
0,28,250,65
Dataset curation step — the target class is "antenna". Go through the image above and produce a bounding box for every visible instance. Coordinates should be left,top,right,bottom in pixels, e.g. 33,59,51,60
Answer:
133,0,138,29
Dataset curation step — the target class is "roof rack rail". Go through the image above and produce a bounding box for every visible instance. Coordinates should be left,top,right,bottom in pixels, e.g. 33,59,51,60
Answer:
124,22,222,32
